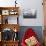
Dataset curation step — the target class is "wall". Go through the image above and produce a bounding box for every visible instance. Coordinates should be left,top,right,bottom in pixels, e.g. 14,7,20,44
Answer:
0,0,44,26
17,0,44,26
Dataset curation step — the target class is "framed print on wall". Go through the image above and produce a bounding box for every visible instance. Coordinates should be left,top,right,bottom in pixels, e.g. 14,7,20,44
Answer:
23,9,37,18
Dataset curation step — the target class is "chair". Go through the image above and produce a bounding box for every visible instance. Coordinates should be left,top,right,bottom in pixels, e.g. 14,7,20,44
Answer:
21,28,41,46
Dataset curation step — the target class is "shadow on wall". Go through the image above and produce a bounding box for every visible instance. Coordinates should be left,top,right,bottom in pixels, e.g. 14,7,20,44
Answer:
18,26,43,44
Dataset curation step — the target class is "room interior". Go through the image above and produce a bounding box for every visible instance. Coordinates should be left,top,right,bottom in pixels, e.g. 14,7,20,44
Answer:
0,0,45,46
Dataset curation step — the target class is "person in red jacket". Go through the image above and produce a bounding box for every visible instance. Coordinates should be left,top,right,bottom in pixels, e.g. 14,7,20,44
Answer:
21,28,41,46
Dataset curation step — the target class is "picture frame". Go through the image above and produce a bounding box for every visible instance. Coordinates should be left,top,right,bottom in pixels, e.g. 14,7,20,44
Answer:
9,10,18,15
2,10,9,15
23,9,37,18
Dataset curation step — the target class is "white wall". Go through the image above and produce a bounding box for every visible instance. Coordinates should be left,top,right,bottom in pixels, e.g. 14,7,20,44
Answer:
0,0,44,26
17,0,44,26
